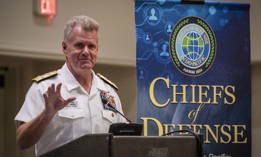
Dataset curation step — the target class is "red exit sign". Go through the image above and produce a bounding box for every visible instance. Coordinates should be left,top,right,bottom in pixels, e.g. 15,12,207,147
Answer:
34,0,56,16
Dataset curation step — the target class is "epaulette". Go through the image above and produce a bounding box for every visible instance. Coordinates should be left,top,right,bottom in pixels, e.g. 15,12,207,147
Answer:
96,73,118,91
32,70,58,83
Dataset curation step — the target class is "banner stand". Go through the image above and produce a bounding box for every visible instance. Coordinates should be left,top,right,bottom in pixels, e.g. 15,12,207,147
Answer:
181,0,205,4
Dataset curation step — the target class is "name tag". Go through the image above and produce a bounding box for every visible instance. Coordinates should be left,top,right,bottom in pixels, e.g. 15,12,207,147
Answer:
67,101,78,107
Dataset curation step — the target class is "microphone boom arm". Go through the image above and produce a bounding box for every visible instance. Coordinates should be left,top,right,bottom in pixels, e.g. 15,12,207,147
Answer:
107,103,132,123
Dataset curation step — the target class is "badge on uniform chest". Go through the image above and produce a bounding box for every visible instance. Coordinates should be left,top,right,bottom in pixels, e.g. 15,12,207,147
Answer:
67,101,78,107
100,91,116,112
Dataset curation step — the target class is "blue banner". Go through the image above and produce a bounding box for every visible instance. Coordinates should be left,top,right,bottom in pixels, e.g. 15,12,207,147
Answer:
135,0,251,156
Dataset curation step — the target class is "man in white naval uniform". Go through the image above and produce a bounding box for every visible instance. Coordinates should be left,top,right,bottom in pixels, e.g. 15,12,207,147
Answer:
14,15,126,156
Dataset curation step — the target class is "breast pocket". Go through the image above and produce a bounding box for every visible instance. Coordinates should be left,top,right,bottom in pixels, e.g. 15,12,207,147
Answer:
102,110,117,123
58,108,85,120
52,108,86,141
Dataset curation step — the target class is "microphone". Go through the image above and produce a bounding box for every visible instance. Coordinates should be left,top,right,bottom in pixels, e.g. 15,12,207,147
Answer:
105,101,132,123
101,97,143,136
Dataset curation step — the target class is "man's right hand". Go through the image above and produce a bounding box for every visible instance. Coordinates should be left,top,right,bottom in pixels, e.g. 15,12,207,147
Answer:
43,83,76,116
16,83,76,150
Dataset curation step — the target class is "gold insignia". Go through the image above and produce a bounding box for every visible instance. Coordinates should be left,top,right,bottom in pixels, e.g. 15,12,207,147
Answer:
96,73,118,91
32,70,58,83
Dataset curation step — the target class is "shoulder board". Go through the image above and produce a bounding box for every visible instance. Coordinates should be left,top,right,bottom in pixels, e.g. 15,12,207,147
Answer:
96,73,118,91
32,70,58,83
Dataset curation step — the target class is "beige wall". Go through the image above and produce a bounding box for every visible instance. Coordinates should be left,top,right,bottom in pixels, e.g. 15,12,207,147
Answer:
1,0,260,64
0,0,260,157
252,63,261,157
0,0,136,66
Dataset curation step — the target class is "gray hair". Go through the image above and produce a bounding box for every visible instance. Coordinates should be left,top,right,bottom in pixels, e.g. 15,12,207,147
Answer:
64,15,99,41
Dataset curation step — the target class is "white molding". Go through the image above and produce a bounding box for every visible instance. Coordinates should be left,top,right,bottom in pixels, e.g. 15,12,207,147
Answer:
0,44,136,67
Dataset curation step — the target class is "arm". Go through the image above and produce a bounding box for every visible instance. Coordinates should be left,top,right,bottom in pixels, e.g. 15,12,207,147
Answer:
16,83,76,149
16,109,56,149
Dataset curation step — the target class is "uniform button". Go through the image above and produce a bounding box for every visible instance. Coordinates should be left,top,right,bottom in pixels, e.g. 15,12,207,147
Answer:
71,115,74,118
111,113,114,117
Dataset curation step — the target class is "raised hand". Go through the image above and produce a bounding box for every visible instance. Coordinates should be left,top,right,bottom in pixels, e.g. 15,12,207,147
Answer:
43,83,76,115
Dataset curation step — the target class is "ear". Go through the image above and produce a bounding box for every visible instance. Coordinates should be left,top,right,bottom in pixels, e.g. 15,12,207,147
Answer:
62,41,67,54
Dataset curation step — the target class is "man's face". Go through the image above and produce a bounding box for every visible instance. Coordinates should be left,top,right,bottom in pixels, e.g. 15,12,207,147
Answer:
62,25,98,74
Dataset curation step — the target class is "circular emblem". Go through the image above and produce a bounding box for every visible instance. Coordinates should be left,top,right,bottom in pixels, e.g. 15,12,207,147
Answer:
169,16,216,77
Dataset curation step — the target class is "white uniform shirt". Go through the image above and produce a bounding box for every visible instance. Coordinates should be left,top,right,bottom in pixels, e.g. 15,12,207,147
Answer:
14,64,126,156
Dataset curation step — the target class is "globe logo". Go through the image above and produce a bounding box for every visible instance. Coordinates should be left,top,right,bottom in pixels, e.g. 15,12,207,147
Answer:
169,16,216,77
182,32,204,63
